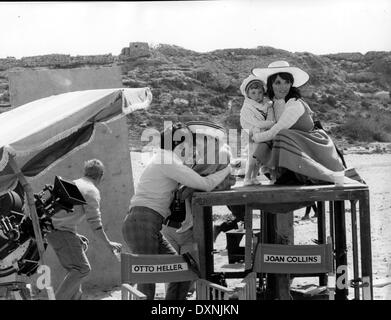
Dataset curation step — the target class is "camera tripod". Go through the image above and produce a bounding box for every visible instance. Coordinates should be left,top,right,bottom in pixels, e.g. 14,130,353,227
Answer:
0,274,32,300
0,273,55,300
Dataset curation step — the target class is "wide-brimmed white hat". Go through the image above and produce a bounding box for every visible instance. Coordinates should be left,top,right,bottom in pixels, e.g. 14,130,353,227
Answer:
252,61,309,87
186,120,225,140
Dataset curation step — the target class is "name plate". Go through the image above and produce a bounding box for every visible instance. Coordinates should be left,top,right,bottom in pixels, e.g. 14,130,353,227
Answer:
264,254,321,264
132,263,188,273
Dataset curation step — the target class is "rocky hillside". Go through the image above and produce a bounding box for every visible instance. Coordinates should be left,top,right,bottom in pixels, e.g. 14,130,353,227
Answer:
1,42,391,152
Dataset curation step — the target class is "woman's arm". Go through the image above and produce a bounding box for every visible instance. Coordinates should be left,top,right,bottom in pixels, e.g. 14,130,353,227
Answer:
163,161,231,192
257,120,275,130
252,99,305,143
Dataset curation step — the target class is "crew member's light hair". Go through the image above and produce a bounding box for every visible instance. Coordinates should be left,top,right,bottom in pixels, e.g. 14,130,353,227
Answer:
84,159,104,180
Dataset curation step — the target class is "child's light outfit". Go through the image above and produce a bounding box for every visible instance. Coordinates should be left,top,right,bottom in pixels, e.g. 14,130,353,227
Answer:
239,75,274,185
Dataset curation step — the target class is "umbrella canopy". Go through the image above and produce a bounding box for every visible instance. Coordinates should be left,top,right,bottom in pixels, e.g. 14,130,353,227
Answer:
0,87,152,194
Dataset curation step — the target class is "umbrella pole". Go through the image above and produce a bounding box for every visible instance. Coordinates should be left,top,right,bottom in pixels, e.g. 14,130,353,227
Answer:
8,156,46,265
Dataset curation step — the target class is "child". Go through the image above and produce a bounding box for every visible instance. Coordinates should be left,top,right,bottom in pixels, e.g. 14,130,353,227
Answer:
239,75,274,185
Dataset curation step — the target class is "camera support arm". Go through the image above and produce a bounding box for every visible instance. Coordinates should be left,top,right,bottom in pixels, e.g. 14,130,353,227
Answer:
8,155,46,265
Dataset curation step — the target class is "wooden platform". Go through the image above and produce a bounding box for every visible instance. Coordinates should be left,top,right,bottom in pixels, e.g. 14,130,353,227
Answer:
191,181,372,300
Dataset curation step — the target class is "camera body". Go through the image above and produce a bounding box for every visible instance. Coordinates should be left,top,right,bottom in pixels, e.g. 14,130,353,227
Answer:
0,176,86,278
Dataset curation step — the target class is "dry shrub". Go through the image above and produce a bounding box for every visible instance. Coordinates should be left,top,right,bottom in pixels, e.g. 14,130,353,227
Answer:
334,112,391,142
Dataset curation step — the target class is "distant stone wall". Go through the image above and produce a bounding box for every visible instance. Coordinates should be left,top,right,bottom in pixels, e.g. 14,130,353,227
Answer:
8,66,124,107
0,54,118,112
0,44,152,113
120,42,151,59
0,54,116,70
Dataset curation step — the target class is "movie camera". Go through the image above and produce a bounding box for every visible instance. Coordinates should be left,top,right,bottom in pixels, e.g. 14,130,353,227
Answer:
0,176,86,278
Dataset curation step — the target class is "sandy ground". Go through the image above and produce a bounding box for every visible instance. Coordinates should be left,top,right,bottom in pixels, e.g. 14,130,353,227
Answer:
83,152,391,300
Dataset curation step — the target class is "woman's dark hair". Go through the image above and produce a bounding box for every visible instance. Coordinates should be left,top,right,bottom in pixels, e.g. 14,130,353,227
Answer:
266,72,302,102
160,122,193,151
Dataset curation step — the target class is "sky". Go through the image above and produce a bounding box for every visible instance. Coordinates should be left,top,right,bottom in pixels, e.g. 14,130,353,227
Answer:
0,0,390,59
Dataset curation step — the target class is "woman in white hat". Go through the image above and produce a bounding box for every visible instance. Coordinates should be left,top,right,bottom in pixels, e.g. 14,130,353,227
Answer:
250,60,348,185
239,75,274,185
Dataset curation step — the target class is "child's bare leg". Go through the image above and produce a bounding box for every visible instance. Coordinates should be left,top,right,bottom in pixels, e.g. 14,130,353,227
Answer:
251,159,261,178
244,160,255,183
249,158,261,184
244,157,257,185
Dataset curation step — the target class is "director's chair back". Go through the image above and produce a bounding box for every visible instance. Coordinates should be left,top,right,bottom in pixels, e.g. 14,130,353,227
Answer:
253,242,334,275
121,252,234,300
237,238,335,300
235,272,257,300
